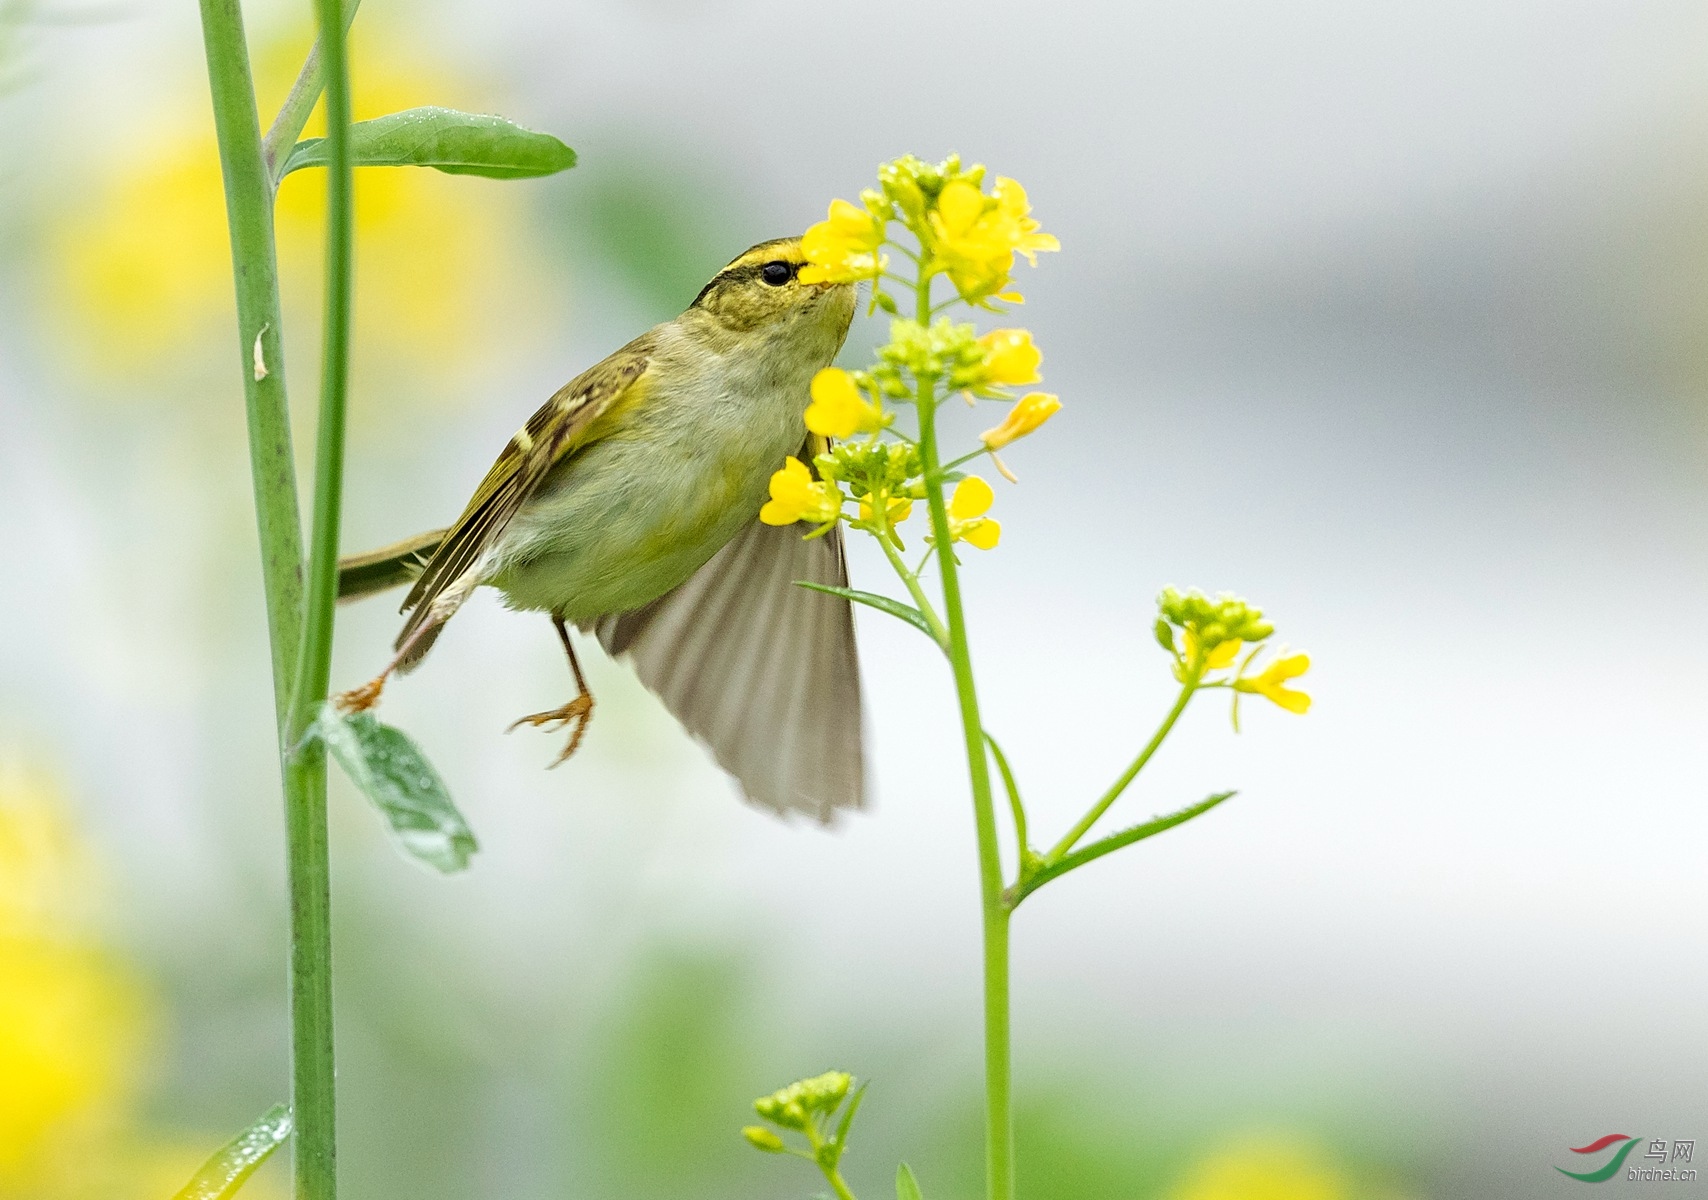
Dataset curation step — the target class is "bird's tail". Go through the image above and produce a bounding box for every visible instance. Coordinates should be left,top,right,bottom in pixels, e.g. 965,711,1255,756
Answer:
337,529,448,603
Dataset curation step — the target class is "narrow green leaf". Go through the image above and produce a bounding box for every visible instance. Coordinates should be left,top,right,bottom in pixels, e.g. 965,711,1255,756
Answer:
796,581,937,643
896,1162,925,1200
312,706,478,872
172,1103,291,1200
281,106,576,179
831,1082,868,1154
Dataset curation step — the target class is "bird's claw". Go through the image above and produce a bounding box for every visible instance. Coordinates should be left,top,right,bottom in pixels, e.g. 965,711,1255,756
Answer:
334,676,386,714
507,694,595,767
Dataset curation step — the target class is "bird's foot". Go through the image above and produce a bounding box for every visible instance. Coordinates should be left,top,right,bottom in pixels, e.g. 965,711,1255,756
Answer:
334,675,387,714
507,693,595,767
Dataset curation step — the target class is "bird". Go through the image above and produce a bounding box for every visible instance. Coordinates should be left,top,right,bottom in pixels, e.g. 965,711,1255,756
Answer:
333,236,864,820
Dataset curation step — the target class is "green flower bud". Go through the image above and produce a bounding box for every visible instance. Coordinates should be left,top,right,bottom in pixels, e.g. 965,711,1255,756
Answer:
742,1126,786,1153
1153,618,1175,654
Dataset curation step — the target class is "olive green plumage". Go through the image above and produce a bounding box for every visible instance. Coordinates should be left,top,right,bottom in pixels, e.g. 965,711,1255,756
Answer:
337,237,864,819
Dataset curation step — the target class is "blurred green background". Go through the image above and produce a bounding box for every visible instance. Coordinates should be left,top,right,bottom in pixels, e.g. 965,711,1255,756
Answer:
2,1,1706,1197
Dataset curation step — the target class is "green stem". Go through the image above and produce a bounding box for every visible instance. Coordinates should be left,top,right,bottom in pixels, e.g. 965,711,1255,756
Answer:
914,278,1013,1200
983,732,1028,853
276,0,355,1189
197,0,303,731
1046,678,1197,864
875,527,949,647
200,0,352,1192
259,0,362,184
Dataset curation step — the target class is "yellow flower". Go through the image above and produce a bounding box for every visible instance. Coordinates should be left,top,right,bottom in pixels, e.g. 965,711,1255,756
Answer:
798,198,887,284
858,492,913,527
804,368,886,438
946,475,1001,550
1169,1135,1349,1200
992,177,1059,265
1180,629,1242,672
1235,652,1312,714
980,392,1060,450
928,177,1059,300
975,328,1042,387
759,458,841,527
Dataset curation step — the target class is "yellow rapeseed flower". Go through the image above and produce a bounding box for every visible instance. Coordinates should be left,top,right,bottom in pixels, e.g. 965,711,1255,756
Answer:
1168,1136,1349,1200
858,492,912,527
804,368,886,438
1235,652,1312,714
980,392,1060,450
799,198,887,285
0,768,147,1189
1180,629,1241,672
928,177,1059,300
47,28,544,406
759,458,841,527
946,475,1000,550
975,328,1042,387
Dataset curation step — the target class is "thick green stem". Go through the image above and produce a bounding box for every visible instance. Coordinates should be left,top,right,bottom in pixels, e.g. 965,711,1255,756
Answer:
198,0,303,729
1046,679,1197,864
276,0,356,1191
914,279,1013,1200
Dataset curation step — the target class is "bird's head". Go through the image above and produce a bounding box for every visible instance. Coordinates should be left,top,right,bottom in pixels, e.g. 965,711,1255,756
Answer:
686,237,856,345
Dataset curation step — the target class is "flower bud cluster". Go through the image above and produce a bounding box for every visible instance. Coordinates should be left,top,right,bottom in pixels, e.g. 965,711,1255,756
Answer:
871,318,985,397
1155,588,1274,656
751,1071,854,1132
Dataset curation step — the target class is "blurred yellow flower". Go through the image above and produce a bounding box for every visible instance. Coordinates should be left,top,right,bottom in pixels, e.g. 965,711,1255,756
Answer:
759,457,841,527
1235,652,1312,714
47,28,544,405
804,367,885,438
975,328,1042,388
946,475,1000,550
0,768,144,1190
979,391,1060,450
799,198,887,285
1181,629,1242,672
1169,1136,1348,1200
928,177,1058,300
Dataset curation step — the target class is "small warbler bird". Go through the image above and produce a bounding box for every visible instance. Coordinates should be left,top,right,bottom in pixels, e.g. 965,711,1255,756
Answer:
335,237,863,819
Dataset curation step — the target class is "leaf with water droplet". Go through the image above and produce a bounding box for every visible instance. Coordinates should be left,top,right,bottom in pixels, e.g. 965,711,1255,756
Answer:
312,706,477,873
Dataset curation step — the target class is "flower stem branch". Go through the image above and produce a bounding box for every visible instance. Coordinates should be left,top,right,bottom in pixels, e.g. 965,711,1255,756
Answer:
1009,790,1236,908
260,0,362,184
875,526,949,648
1045,677,1198,864
913,276,1014,1200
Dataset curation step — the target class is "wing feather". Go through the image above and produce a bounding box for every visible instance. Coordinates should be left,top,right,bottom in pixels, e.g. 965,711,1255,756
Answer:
584,520,864,820
392,336,653,663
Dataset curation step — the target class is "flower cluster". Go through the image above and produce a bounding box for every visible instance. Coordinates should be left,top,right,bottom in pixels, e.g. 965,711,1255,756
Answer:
750,1070,853,1132
1154,588,1310,715
800,155,1059,306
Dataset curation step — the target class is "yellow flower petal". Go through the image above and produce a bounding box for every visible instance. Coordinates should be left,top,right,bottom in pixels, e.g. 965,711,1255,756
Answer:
935,180,986,238
804,367,883,438
1205,638,1242,670
1234,652,1312,713
960,518,1001,550
976,329,1042,387
980,391,1060,449
949,475,994,519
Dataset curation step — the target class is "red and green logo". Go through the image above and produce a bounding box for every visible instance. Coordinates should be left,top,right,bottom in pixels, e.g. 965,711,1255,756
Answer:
1557,1135,1642,1182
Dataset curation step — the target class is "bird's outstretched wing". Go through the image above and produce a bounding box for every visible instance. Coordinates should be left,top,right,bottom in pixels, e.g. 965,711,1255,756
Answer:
583,518,864,821
392,334,654,668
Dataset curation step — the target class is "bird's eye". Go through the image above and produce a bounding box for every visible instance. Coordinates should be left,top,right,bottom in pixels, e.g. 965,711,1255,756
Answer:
759,261,794,287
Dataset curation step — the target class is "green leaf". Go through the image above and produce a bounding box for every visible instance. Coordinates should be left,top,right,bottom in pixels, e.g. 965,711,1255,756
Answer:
831,1082,867,1154
281,106,576,179
312,706,477,872
896,1162,925,1200
796,581,939,644
172,1103,291,1200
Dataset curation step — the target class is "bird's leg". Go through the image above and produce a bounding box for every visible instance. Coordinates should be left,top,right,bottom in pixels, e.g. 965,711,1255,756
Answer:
507,614,595,767
334,618,439,713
